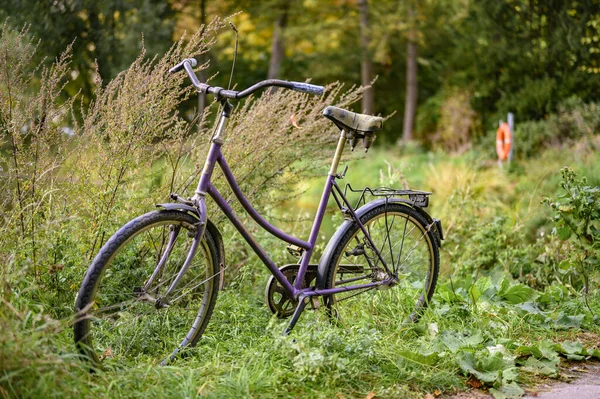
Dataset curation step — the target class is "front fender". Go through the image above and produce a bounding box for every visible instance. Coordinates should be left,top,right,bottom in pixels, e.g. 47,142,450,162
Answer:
156,203,226,287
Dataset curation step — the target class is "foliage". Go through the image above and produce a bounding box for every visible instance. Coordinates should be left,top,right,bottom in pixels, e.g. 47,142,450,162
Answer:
449,0,600,131
510,97,600,159
0,0,176,102
3,1,599,145
543,167,600,296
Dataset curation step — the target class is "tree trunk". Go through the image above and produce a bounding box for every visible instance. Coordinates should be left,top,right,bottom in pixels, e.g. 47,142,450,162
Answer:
402,5,418,142
267,1,290,80
358,0,374,114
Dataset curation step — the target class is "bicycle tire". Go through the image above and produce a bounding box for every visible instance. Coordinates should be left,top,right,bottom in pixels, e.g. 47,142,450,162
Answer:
74,210,219,367
323,202,439,325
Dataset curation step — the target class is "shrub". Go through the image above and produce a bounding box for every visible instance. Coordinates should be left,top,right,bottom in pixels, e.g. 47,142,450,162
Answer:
542,167,600,296
416,86,481,153
510,97,600,160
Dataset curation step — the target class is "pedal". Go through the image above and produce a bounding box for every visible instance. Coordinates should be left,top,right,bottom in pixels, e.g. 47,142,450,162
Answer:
286,244,304,257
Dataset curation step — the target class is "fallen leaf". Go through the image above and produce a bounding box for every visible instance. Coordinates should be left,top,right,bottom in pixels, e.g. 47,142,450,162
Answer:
466,376,483,389
102,346,114,358
290,113,301,128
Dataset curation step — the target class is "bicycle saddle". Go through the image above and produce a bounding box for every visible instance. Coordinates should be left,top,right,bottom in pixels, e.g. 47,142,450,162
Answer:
323,106,383,134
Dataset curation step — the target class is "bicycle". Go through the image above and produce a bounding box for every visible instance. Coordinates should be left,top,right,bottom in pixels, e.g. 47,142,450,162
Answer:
74,57,444,367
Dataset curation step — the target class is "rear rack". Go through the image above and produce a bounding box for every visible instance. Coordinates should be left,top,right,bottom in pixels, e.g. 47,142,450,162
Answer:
343,184,432,209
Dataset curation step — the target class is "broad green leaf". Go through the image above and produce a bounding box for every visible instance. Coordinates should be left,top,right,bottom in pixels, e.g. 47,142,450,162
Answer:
520,356,558,376
516,345,543,359
478,351,514,373
490,382,525,399
397,350,440,366
441,332,462,353
500,284,535,304
556,341,584,355
554,340,589,360
554,312,584,329
487,344,510,357
501,367,519,383
557,225,572,240
469,277,492,303
440,331,483,353
516,301,542,314
457,351,500,383
557,260,573,274
464,332,485,347
428,323,439,338
516,341,560,362
457,349,516,387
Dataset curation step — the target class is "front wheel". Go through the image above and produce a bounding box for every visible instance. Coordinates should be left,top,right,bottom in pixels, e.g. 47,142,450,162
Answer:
74,210,220,367
323,203,439,326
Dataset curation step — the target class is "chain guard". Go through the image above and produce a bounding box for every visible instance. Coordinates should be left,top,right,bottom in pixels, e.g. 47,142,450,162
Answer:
265,264,317,318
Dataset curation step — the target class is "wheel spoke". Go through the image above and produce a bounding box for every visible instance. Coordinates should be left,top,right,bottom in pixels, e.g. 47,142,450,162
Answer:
324,204,439,327
74,211,219,366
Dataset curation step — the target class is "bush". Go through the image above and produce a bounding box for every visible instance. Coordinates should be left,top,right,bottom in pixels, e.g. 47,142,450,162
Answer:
510,97,600,160
415,86,481,153
543,167,600,295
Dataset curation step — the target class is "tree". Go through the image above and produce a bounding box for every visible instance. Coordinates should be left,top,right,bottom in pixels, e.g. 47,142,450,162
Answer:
0,0,176,104
358,0,374,114
268,0,290,80
401,3,417,142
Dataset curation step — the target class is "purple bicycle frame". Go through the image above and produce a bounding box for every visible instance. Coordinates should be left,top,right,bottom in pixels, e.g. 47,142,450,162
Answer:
189,114,391,305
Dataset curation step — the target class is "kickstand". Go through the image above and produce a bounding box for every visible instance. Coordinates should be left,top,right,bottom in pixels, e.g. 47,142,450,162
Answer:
283,295,308,335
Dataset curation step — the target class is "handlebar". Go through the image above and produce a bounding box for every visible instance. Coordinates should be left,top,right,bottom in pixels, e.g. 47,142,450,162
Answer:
170,58,324,99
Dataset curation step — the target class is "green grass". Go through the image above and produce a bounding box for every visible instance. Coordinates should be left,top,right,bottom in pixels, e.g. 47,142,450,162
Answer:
2,139,600,398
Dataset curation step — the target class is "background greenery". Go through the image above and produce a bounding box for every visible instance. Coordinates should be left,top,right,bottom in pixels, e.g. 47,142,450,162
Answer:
1,1,599,398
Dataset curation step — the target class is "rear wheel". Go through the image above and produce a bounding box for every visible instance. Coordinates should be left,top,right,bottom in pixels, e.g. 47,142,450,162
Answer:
74,210,219,367
323,203,439,326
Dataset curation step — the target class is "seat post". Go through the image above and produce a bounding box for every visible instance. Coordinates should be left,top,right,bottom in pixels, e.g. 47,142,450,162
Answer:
328,130,347,176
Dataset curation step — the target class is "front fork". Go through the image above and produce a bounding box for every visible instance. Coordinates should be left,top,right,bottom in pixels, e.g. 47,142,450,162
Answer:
153,197,208,308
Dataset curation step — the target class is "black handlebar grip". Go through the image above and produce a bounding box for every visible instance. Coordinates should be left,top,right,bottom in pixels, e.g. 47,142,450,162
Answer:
289,82,324,96
169,58,198,74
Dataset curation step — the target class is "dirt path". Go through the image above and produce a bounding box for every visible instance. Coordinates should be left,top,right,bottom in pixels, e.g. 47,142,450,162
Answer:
522,362,600,399
444,362,600,399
